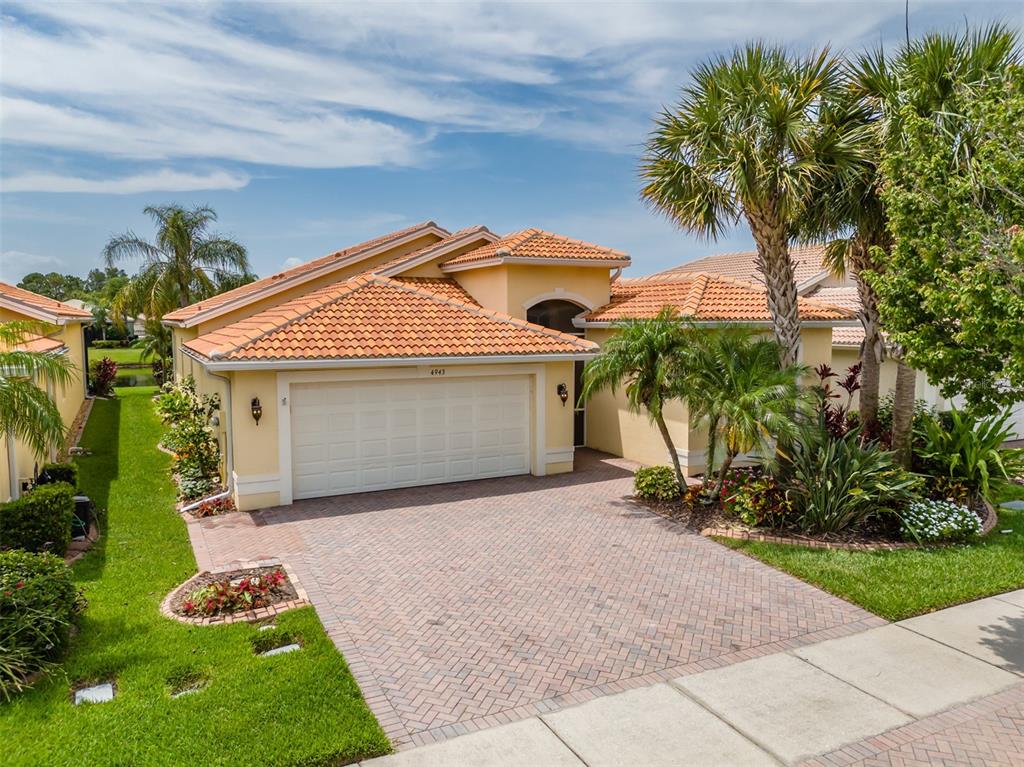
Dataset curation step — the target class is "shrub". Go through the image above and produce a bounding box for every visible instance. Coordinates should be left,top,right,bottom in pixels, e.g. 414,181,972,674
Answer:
0,550,85,700
89,357,118,397
901,498,982,543
726,473,792,528
717,467,759,516
0,482,75,555
782,428,921,535
182,569,286,616
156,377,222,501
634,466,679,501
916,409,1024,500
35,462,79,490
90,339,128,349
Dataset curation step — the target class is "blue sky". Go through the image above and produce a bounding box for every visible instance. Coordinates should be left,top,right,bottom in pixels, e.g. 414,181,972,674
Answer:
2,1,1021,283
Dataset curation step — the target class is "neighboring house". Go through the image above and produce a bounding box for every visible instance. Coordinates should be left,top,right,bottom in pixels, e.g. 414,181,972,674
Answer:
646,245,1024,439
65,298,149,339
164,222,855,511
0,282,92,500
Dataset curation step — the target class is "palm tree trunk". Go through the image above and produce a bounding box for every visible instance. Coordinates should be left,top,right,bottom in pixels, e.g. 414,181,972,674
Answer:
747,210,801,366
705,415,720,479
653,411,686,494
891,359,916,468
711,451,737,500
849,239,883,437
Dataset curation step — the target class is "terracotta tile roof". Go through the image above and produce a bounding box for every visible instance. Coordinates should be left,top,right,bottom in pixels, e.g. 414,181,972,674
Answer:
14,334,66,354
371,226,496,276
441,228,630,269
581,273,854,324
804,285,861,312
833,327,867,347
184,274,597,362
163,220,447,324
641,243,829,286
0,281,92,321
390,277,479,304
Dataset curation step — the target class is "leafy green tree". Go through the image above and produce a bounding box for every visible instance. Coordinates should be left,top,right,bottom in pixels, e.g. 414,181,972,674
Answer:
580,309,693,490
640,43,863,366
104,205,249,321
16,272,84,302
870,63,1024,413
0,321,74,459
687,327,807,499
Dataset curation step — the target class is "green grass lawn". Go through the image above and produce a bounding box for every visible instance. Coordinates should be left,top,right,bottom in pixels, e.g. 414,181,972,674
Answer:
89,345,145,366
0,388,390,766
719,487,1024,621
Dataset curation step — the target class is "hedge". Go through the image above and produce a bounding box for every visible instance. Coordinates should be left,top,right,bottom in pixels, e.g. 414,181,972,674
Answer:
36,462,79,490
0,482,75,556
0,550,84,699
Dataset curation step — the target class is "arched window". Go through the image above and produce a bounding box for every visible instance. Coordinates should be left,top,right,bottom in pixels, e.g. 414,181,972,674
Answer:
526,299,585,336
527,299,586,446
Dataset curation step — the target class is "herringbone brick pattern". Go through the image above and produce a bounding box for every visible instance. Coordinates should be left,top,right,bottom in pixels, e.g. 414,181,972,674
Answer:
193,450,876,746
803,683,1024,767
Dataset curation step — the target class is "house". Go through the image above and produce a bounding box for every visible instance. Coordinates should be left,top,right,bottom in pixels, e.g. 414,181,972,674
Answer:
646,245,1024,440
0,282,92,500
164,222,855,511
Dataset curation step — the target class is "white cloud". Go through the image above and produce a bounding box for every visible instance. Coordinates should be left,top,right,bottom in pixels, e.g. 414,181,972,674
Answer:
2,169,251,194
0,250,65,281
281,257,304,270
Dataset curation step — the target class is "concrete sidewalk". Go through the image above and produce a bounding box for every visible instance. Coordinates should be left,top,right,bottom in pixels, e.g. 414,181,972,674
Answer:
362,591,1024,766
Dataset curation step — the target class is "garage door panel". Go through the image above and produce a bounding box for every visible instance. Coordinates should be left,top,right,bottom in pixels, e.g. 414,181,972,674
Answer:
291,376,531,500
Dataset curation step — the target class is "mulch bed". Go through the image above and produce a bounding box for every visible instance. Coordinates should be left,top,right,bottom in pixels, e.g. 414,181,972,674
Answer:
167,566,297,619
638,492,995,551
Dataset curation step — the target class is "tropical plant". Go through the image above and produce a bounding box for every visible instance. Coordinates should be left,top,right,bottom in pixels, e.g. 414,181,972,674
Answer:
104,205,249,321
726,472,792,528
88,356,117,397
0,482,76,556
813,362,861,439
685,328,807,499
138,319,173,370
633,466,680,501
580,309,693,490
0,321,74,458
781,427,921,535
916,409,1024,500
901,498,982,543
640,43,863,366
155,376,222,501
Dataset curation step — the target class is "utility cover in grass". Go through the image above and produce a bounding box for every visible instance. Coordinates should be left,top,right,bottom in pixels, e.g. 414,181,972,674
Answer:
1001,500,1024,510
74,683,114,705
260,643,300,657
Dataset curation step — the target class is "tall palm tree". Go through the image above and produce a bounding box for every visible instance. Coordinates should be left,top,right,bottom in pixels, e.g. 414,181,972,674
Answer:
687,328,807,499
827,24,1020,465
640,43,865,366
579,309,694,490
0,321,75,458
105,205,249,321
138,320,173,370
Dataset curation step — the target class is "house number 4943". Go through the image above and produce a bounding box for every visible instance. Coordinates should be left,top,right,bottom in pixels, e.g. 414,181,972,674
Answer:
430,368,446,376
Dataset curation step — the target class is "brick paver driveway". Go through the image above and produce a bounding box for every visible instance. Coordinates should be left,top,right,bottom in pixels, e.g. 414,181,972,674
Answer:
190,450,881,747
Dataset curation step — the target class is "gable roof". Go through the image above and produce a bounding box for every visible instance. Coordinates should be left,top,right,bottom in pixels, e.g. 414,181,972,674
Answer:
182,274,597,367
578,273,855,326
440,228,630,271
0,281,92,324
641,243,829,288
372,225,498,276
163,220,449,327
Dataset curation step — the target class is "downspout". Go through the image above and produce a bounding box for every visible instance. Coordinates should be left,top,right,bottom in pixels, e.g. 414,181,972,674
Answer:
180,368,234,513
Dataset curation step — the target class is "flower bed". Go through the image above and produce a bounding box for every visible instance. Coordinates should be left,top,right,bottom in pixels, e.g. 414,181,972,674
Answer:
161,562,309,625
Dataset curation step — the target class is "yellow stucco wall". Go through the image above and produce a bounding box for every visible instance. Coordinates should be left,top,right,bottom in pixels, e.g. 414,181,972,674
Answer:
0,311,87,500
833,346,944,409
452,265,509,313
449,264,613,319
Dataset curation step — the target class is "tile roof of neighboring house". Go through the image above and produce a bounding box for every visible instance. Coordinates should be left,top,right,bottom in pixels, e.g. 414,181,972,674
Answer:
15,334,66,354
580,273,855,324
0,281,93,322
163,220,447,324
389,277,479,304
183,274,597,363
803,285,865,347
641,243,829,286
371,225,496,276
833,327,867,347
440,228,630,269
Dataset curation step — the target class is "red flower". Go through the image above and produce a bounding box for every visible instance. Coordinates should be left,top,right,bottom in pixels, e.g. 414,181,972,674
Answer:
15,581,24,589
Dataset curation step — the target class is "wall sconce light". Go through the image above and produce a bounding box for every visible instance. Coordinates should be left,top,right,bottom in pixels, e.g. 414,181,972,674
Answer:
251,397,263,425
557,383,569,406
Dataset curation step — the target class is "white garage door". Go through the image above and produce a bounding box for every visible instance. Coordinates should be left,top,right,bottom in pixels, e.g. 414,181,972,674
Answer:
290,376,531,500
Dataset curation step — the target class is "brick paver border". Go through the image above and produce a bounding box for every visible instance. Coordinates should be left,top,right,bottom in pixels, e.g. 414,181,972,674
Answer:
801,681,1024,767
159,558,310,626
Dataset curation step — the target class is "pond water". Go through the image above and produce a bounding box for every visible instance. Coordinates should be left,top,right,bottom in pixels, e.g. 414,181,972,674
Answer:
114,370,157,387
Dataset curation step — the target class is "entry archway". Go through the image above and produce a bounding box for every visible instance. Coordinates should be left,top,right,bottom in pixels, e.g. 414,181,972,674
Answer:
527,299,587,447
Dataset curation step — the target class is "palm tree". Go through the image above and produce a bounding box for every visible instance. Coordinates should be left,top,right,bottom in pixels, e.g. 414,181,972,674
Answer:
688,328,807,499
579,309,694,490
105,205,249,321
813,25,1021,465
138,320,173,370
0,321,75,459
640,43,865,366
